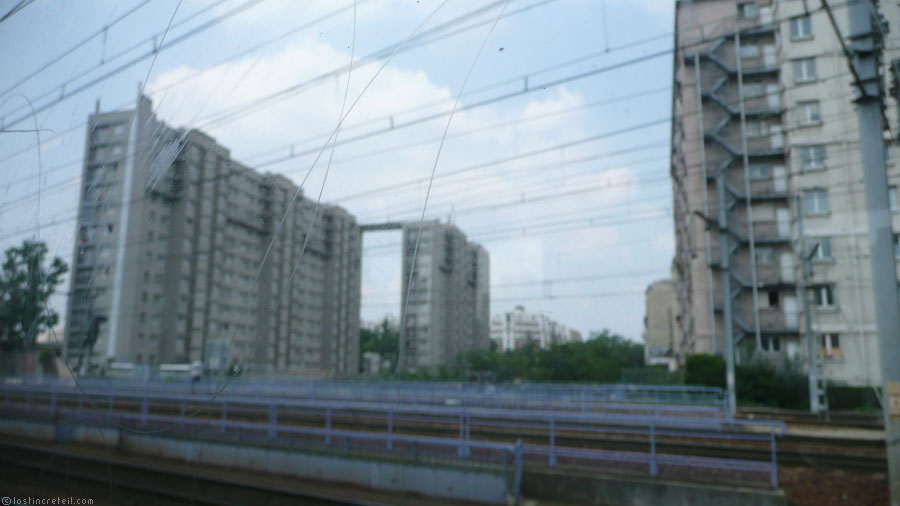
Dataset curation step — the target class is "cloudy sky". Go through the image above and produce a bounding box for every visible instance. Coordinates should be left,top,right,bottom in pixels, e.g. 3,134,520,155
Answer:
0,0,676,341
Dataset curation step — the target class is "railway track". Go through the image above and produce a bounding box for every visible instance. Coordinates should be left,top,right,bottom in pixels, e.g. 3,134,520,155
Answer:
0,440,382,506
3,394,888,474
739,407,883,429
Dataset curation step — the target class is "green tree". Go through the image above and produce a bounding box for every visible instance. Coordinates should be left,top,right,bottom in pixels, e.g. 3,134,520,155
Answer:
0,240,68,351
456,329,645,383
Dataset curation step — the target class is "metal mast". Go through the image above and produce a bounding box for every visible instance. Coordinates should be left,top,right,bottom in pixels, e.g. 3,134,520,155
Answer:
843,0,900,501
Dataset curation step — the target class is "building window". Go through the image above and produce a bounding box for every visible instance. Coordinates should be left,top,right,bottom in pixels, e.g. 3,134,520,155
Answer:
755,247,775,264
767,290,780,308
739,44,760,59
820,334,841,358
742,82,764,99
810,285,835,308
800,145,826,170
812,237,833,260
790,15,813,39
796,101,821,125
890,186,898,212
746,120,766,138
793,58,817,83
749,163,771,179
894,233,900,257
763,337,781,352
804,190,829,215
738,2,758,18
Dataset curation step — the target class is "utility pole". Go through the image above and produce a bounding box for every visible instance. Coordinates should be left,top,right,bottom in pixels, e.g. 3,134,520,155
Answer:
795,196,821,414
717,148,737,416
846,1,900,502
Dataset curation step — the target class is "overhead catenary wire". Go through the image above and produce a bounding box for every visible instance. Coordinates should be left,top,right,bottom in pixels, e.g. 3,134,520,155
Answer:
0,0,155,99
0,0,565,178
0,64,872,249
0,0,268,128
0,0,852,173
0,83,877,244
0,0,34,24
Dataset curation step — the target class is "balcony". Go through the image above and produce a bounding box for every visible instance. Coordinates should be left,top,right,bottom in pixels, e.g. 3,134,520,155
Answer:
736,221,790,244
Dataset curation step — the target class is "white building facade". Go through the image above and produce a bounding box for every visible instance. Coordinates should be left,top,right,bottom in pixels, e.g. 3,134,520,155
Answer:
490,306,582,352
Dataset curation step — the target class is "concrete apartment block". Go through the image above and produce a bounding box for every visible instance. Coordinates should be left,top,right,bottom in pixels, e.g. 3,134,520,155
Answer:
399,221,490,370
63,97,361,377
671,0,900,386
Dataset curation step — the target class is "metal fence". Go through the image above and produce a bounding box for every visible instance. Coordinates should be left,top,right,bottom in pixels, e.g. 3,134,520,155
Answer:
9,377,731,419
0,383,783,488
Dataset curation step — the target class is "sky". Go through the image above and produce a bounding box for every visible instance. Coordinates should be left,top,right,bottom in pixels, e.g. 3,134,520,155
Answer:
0,0,677,342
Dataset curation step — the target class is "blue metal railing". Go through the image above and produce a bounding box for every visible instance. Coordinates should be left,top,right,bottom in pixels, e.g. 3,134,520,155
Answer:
0,383,782,488
12,378,731,419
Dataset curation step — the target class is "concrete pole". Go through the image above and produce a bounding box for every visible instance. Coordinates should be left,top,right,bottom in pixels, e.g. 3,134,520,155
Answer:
848,1,900,502
795,195,820,414
717,146,737,415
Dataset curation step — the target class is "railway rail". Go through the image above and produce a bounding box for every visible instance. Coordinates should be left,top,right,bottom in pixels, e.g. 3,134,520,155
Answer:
2,384,782,488
2,386,886,477
739,407,883,429
0,440,379,505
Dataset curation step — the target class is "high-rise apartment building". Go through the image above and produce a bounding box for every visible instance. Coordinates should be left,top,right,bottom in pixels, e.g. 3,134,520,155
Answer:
63,96,361,376
671,0,899,386
399,221,490,370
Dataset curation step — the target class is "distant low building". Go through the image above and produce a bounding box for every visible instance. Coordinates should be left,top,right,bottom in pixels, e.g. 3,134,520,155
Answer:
643,279,679,371
361,351,383,375
490,306,581,352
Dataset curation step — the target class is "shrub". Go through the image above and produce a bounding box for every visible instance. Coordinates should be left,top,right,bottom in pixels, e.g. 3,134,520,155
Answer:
620,366,682,385
683,354,725,389
827,385,880,412
684,354,809,409
736,363,808,410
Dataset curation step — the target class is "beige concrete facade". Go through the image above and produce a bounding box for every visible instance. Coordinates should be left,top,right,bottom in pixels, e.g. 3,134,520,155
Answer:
671,0,900,386
643,279,680,370
399,221,490,370
64,97,361,376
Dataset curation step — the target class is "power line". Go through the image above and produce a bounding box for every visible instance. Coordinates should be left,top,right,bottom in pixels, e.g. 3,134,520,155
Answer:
0,0,565,174
0,65,865,229
1,0,842,168
0,0,154,98
0,0,33,24
0,0,268,128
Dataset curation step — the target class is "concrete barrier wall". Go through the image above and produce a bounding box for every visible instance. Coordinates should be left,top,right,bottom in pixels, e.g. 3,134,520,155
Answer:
123,434,508,503
0,418,509,504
